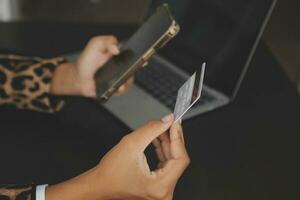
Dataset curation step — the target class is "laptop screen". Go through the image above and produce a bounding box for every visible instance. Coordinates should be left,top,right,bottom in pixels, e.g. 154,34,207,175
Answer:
152,0,275,98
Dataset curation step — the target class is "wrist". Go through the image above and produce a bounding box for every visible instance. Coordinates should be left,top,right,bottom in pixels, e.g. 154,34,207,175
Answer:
51,63,83,96
45,168,107,200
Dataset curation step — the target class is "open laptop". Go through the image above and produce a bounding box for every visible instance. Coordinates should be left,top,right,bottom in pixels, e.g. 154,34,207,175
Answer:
65,0,276,129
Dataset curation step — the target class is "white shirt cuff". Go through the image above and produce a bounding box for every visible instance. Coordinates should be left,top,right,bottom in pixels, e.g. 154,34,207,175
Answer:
36,184,48,200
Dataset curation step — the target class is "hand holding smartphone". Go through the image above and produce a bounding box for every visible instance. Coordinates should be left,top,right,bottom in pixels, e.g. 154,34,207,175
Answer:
95,4,180,102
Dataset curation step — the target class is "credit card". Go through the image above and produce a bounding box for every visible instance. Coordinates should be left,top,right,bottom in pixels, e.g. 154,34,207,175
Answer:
174,63,206,122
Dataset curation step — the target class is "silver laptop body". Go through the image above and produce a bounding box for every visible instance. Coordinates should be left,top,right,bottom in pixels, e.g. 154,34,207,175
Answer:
64,0,276,129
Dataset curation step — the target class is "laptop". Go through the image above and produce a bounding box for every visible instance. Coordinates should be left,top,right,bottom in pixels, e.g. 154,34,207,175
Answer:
65,0,276,129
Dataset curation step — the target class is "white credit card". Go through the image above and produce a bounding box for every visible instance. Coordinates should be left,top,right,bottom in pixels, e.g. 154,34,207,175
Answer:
174,63,206,122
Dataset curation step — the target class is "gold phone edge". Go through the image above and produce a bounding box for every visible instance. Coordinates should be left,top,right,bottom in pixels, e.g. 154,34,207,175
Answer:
99,5,180,102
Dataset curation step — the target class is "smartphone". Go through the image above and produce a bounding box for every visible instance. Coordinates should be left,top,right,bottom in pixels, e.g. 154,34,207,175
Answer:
95,4,180,102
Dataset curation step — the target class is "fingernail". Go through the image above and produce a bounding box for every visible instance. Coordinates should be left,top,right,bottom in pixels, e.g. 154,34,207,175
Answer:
161,113,173,123
119,85,125,91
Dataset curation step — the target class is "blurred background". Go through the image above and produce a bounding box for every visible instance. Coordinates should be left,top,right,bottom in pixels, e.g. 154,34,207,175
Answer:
0,1,299,200
0,0,299,93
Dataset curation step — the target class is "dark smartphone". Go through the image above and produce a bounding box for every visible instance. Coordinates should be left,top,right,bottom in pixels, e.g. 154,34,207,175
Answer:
95,4,180,102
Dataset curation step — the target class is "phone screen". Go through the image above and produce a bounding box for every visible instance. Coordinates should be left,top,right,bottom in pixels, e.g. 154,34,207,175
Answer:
95,5,175,100
95,50,135,95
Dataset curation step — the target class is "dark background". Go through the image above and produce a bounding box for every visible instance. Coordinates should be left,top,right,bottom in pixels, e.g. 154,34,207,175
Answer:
0,0,299,200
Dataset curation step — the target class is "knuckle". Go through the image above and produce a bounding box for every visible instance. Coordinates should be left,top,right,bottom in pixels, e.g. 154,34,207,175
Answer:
120,135,134,149
106,35,118,43
155,190,169,200
89,36,104,44
148,186,169,200
120,134,130,144
183,155,191,166
89,35,118,46
145,121,155,128
145,120,160,128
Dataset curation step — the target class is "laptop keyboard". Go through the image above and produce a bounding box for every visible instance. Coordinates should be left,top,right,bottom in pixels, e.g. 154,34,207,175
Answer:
135,59,215,110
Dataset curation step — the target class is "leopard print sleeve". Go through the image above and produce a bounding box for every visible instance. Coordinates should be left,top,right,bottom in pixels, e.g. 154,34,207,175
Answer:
0,54,66,113
0,184,35,200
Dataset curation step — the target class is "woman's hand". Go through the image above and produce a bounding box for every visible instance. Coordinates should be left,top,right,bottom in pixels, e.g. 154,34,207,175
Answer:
51,35,134,97
46,114,190,200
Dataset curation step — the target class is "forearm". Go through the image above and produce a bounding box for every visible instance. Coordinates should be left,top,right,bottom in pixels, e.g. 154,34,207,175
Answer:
0,168,107,200
46,168,107,200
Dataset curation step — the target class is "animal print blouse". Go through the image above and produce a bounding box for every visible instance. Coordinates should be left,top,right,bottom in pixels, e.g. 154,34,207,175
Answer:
0,54,66,200
0,54,65,113
0,185,35,200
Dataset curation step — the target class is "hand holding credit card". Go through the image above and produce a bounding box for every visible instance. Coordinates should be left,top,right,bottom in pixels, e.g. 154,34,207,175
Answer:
174,63,206,122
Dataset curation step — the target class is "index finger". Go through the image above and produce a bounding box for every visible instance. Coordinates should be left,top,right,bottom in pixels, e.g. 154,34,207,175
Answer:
130,114,174,151
88,35,119,53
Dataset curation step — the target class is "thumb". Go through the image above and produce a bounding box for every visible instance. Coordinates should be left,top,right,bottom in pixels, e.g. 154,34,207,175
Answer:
131,114,174,151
